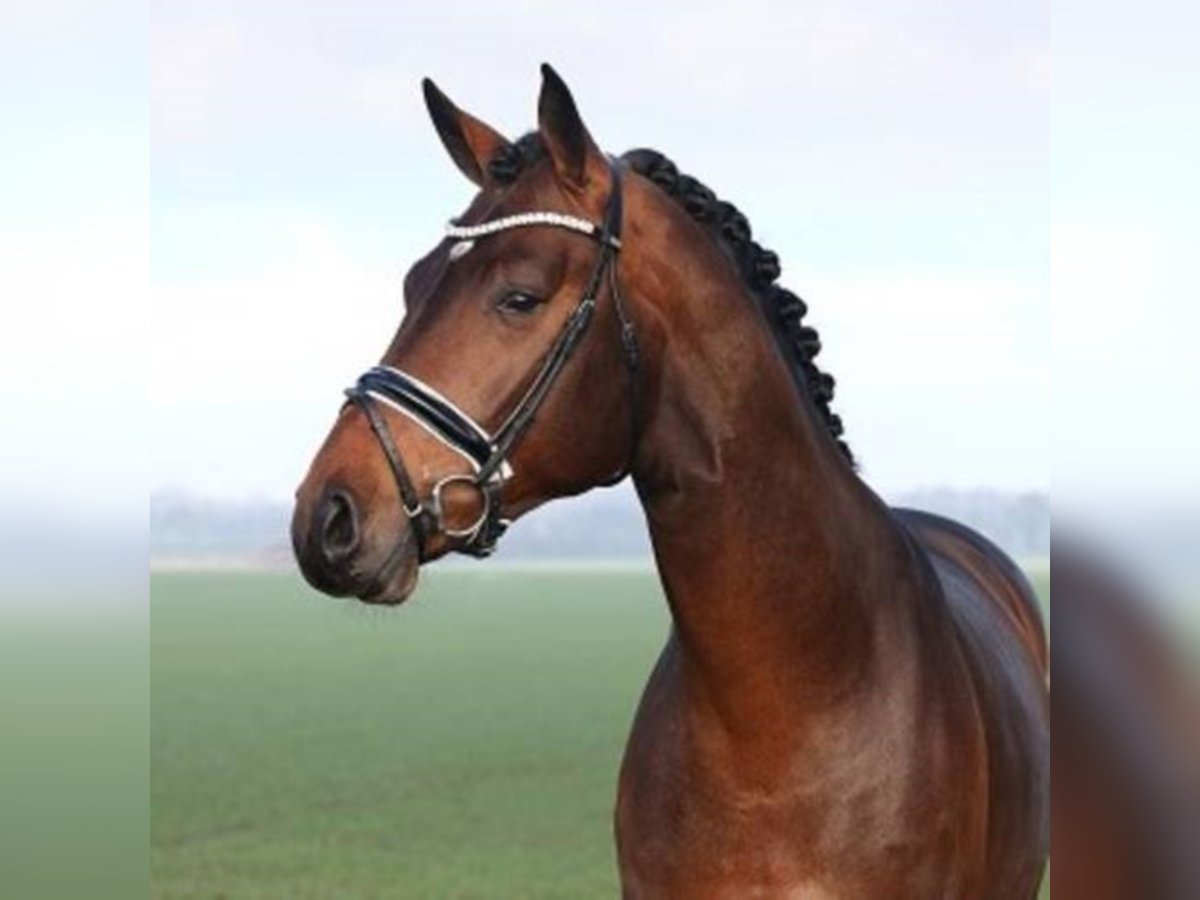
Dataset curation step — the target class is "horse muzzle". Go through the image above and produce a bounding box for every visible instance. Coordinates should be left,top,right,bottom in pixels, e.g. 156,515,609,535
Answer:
291,483,421,606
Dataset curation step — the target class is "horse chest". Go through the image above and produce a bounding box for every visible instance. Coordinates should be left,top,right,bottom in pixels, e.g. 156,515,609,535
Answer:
613,643,987,898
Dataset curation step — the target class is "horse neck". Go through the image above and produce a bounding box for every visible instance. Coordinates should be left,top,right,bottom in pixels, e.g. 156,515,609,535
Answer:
627,217,918,734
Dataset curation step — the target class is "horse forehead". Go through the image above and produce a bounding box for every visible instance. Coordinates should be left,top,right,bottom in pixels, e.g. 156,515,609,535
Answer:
400,165,600,314
402,242,448,305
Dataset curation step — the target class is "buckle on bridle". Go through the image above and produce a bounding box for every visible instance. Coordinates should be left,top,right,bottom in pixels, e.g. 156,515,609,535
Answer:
428,473,493,541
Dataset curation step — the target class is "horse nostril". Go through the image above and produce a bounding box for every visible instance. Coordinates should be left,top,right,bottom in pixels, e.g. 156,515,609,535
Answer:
320,490,360,565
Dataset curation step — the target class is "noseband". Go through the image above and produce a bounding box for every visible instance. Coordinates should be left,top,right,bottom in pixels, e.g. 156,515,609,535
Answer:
343,160,636,561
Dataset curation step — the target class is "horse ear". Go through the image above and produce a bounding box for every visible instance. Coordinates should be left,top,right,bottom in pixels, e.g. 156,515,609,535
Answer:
537,63,606,194
422,78,511,188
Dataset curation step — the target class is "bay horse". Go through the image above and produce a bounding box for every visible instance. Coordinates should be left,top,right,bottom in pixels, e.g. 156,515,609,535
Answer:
292,65,1049,898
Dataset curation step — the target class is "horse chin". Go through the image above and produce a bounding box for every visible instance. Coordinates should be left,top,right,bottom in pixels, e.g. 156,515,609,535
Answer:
356,551,420,607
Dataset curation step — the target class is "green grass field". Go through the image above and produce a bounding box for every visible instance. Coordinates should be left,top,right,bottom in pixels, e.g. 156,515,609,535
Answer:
152,567,1050,899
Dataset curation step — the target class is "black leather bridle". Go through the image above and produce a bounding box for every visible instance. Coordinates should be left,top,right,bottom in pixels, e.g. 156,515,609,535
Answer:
343,159,637,561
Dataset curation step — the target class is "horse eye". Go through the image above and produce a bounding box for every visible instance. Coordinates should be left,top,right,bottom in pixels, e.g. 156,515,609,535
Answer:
497,290,544,315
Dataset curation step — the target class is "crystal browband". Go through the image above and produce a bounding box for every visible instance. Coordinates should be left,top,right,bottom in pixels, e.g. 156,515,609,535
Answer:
446,211,622,249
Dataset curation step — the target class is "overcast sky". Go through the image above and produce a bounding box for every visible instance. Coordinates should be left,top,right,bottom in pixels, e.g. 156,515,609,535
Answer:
140,0,1054,502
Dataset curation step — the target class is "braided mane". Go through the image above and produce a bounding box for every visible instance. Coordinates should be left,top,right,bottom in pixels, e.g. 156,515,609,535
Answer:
489,135,853,464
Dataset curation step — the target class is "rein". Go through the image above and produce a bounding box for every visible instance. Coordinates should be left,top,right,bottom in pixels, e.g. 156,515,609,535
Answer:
344,159,635,561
